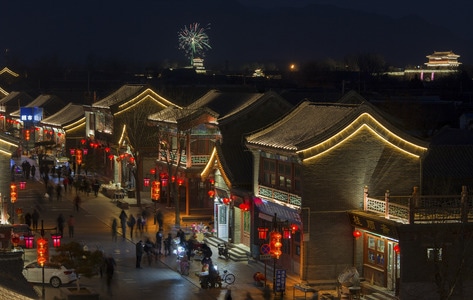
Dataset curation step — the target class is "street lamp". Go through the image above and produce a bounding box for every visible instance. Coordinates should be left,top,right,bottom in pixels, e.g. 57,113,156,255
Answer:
10,181,26,224
258,213,292,294
37,220,61,299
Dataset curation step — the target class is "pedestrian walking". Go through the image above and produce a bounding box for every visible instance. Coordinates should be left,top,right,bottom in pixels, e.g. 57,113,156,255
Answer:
57,214,65,236
127,214,136,240
119,209,127,239
225,289,232,300
73,195,81,212
32,209,39,230
155,229,163,255
67,215,75,238
136,214,143,236
155,209,164,231
136,240,144,268
56,184,62,202
93,180,100,197
63,177,69,192
164,233,172,256
31,165,36,179
112,218,118,242
104,254,116,295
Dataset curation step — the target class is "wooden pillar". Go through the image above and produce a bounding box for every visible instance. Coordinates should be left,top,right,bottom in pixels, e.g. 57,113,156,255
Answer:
385,190,390,219
363,186,368,211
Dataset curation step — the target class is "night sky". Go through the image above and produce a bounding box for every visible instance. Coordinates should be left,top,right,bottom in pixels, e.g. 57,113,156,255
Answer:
1,0,472,67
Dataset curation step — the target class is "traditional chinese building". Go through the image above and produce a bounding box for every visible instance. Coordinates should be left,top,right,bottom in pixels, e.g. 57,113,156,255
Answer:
245,91,430,295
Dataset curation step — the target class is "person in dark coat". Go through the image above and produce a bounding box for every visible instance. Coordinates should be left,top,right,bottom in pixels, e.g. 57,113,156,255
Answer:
57,214,65,236
119,209,127,240
136,240,144,268
24,212,32,228
32,209,39,230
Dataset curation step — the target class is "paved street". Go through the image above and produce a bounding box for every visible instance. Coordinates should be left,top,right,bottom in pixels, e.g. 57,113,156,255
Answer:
17,177,304,300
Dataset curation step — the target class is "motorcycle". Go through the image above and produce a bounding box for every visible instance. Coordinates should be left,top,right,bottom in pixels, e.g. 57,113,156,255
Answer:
198,264,222,289
217,242,230,260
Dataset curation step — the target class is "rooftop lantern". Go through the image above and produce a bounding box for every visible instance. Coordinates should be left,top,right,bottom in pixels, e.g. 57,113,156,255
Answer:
258,227,269,240
51,233,62,248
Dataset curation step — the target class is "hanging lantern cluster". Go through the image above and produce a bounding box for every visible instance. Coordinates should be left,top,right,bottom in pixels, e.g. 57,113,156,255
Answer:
36,238,49,266
151,181,161,201
269,230,283,259
239,202,250,211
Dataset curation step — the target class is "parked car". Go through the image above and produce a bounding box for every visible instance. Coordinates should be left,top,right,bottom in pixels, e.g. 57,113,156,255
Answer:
22,262,77,288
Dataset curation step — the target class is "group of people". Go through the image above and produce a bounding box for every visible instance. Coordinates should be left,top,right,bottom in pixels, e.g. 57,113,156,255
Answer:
23,209,40,230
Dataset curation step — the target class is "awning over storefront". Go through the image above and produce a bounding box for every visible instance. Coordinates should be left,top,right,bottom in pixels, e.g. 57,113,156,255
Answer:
254,197,301,226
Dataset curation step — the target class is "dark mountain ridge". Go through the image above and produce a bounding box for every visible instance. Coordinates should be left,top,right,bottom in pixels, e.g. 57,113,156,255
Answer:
1,0,471,68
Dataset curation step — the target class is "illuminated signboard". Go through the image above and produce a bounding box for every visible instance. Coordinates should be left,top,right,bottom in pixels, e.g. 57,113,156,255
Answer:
347,212,399,239
20,107,43,123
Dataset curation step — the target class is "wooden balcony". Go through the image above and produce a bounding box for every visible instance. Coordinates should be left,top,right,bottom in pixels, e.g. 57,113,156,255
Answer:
364,186,473,224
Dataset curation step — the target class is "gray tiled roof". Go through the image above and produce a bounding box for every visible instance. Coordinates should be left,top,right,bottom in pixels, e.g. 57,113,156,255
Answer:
40,103,84,127
246,101,357,151
92,84,145,108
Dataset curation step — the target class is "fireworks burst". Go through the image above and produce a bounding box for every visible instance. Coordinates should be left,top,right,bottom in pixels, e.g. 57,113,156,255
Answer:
178,23,211,65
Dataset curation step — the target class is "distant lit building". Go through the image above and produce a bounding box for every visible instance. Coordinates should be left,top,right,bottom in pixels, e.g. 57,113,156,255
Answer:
424,51,461,68
193,58,206,74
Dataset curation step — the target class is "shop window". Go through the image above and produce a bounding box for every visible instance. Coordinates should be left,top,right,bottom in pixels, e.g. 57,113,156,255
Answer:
365,235,386,268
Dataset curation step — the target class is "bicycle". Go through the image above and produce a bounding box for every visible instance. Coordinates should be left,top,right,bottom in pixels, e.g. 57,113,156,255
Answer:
219,269,235,286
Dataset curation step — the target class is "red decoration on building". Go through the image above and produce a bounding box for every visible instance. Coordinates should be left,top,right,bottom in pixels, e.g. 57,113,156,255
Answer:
270,231,282,259
353,229,362,239
283,227,291,239
144,177,150,187
394,244,400,254
258,227,269,240
36,238,49,266
51,234,62,248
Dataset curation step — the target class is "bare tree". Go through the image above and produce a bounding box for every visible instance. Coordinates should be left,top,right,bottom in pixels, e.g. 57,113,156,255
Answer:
113,101,161,208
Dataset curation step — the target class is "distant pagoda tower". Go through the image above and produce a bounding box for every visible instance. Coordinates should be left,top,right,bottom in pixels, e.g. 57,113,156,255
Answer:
192,58,206,74
424,51,461,68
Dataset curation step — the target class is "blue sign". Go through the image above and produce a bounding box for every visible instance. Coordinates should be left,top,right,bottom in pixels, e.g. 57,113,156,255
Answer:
20,107,43,123
275,269,286,292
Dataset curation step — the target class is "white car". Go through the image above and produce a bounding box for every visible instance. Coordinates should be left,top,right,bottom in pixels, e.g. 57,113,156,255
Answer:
22,262,77,288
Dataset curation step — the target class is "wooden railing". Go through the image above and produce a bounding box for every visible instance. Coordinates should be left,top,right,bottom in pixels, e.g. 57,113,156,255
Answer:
258,185,302,206
364,186,473,224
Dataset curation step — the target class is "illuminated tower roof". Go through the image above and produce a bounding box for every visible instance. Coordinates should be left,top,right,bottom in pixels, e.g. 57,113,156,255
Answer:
424,51,461,68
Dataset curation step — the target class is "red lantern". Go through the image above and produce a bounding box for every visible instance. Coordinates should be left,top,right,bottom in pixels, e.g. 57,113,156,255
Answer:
209,179,215,185
239,203,249,211
258,227,268,240
283,227,291,239
105,147,110,153
36,238,49,266
70,148,76,155
290,224,298,234
129,157,135,164
20,181,26,189
80,138,86,145
177,178,184,186
222,198,230,205
144,177,150,187
108,154,114,160
208,190,215,198
83,148,88,155
270,230,283,259
24,234,34,249
151,181,161,201
10,183,17,203
150,168,156,175
394,244,400,254
353,229,362,239
51,234,62,248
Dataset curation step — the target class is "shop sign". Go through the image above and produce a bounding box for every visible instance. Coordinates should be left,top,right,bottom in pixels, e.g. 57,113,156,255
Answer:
348,212,399,239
